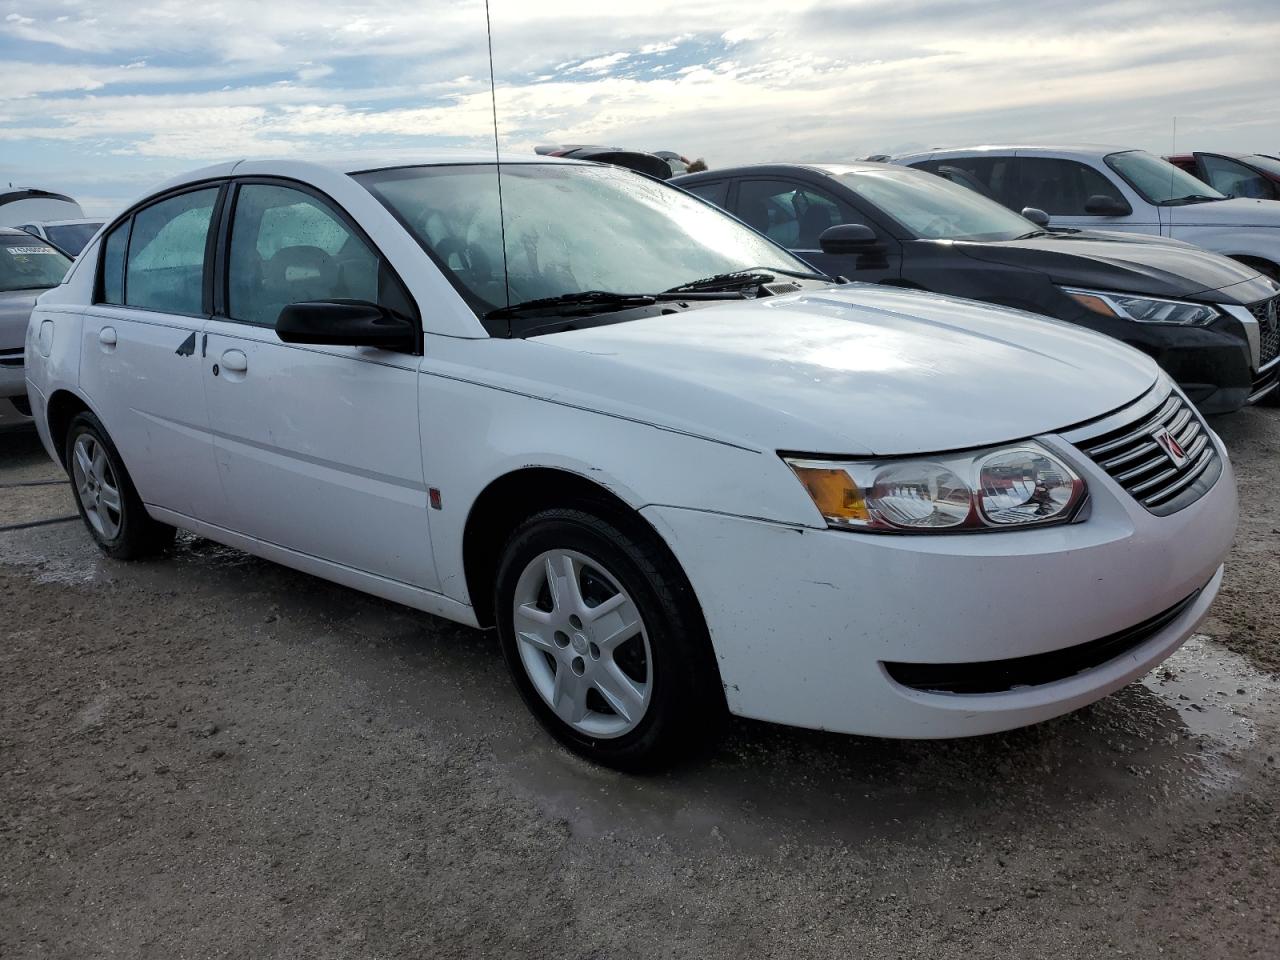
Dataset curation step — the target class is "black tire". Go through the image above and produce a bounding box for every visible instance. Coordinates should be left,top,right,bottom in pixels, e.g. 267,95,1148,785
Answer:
64,411,175,560
494,507,725,771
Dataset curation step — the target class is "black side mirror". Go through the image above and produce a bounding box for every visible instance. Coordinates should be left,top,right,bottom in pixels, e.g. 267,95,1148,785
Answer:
1084,194,1131,216
276,300,418,352
819,223,884,255
1020,207,1051,228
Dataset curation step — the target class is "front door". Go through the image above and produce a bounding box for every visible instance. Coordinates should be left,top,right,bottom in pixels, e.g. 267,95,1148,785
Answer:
200,180,437,589
77,185,224,521
731,178,902,282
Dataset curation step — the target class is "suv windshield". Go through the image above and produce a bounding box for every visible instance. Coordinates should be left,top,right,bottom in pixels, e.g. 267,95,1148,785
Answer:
356,163,812,332
836,167,1038,241
1105,150,1225,205
0,236,71,292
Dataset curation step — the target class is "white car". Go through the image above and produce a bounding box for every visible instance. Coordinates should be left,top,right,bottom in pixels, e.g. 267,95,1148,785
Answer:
24,155,1238,769
895,145,1280,279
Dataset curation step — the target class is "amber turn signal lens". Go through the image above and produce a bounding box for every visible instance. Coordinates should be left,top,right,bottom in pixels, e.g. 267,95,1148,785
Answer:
788,465,870,523
1067,291,1118,317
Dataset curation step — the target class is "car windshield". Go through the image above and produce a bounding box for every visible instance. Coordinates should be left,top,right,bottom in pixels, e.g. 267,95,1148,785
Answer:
0,236,71,291
835,167,1038,241
355,162,812,332
43,222,102,256
1105,150,1226,204
1244,154,1280,178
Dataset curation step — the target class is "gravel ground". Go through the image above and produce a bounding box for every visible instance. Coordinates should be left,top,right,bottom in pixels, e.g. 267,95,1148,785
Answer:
1,410,1279,960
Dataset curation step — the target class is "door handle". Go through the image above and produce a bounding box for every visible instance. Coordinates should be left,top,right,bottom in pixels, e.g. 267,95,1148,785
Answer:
220,349,248,373
98,327,117,348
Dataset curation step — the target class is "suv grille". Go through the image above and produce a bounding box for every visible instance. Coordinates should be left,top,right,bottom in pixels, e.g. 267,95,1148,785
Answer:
1074,388,1219,516
1249,296,1280,367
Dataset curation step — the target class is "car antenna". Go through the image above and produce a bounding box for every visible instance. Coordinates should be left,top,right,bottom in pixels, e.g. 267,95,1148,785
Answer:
484,0,513,328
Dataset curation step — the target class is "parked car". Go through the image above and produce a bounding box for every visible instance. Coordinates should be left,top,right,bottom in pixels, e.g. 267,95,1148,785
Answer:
0,188,85,227
893,145,1280,281
533,144,672,179
18,219,105,257
1166,153,1280,201
674,162,1280,410
1,227,72,426
26,155,1236,769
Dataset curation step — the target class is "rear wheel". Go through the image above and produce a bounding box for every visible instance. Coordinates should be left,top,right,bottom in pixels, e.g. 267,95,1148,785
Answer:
495,507,724,770
65,412,175,559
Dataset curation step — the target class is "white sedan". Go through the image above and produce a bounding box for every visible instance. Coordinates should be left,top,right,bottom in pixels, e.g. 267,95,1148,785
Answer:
24,155,1237,769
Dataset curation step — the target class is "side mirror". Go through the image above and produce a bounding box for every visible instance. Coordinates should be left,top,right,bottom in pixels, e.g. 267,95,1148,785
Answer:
1084,194,1131,217
1020,207,1051,228
819,223,884,255
276,300,418,352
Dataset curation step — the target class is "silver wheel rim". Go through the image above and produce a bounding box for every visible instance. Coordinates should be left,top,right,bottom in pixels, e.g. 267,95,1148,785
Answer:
71,434,123,540
512,548,653,739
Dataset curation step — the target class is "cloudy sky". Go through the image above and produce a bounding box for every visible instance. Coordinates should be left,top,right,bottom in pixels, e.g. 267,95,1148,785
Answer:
2,0,1278,215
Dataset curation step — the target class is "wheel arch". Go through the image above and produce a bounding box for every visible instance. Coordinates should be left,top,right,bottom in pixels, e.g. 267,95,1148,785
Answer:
462,466,672,629
44,388,95,467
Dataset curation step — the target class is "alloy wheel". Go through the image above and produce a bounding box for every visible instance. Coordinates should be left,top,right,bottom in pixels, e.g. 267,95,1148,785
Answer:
71,433,123,540
511,548,653,739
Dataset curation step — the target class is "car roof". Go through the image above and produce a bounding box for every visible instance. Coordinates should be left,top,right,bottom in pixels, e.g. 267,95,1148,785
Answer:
674,160,903,181
31,218,103,227
894,144,1133,161
0,226,39,237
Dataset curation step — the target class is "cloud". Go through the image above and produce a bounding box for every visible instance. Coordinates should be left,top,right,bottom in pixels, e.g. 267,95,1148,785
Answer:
0,0,1277,211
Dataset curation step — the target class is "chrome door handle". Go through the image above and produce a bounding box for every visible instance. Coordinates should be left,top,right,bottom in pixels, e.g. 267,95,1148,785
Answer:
98,327,117,348
220,349,248,373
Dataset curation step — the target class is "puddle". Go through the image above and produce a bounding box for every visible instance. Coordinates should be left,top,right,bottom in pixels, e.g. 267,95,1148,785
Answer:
1139,634,1277,787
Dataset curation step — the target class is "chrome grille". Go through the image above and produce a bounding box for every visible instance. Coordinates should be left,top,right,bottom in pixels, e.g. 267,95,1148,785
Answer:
1073,387,1218,516
1248,296,1279,367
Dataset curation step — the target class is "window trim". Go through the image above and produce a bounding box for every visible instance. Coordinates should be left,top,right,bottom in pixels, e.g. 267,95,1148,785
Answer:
92,180,226,317
213,175,422,355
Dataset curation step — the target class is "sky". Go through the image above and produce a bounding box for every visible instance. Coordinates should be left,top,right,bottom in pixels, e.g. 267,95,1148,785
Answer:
2,0,1278,216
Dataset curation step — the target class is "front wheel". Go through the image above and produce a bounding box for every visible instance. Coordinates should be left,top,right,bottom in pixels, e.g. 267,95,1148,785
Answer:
495,507,724,771
65,412,175,559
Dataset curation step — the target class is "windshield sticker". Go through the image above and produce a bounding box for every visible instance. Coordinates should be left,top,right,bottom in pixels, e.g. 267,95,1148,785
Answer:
4,245,58,256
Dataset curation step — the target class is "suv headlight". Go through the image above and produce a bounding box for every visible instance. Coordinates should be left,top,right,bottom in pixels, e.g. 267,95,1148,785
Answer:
785,442,1086,533
1061,287,1218,326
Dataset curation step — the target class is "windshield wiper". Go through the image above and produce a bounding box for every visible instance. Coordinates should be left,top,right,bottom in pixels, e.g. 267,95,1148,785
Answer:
485,290,658,320
665,265,830,293
1160,194,1221,206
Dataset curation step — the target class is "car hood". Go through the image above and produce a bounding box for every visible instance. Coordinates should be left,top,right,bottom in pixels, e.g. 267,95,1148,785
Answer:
529,285,1158,456
0,289,39,349
952,232,1267,301
1164,196,1280,228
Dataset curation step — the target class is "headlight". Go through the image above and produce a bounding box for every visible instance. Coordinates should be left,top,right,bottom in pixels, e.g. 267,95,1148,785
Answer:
1061,287,1217,326
785,442,1086,533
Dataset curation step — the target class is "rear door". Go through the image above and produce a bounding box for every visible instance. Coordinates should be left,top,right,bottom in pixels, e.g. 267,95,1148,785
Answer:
76,185,224,520
200,179,437,589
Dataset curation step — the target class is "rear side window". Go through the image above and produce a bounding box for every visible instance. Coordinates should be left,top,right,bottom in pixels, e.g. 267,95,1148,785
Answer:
683,180,729,209
226,183,408,328
1010,158,1127,216
125,188,219,315
913,156,1017,208
99,222,128,304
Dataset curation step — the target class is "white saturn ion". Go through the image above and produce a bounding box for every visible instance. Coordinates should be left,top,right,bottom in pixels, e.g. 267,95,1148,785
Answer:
25,156,1238,769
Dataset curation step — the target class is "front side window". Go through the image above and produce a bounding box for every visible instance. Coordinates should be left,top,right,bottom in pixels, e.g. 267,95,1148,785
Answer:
1010,158,1128,216
1105,150,1225,205
356,163,810,330
836,167,1036,241
125,188,219,314
735,180,856,250
0,236,70,292
1198,155,1273,199
226,183,393,327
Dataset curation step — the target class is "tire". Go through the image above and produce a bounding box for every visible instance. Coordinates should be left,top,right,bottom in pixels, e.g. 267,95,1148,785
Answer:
494,507,725,771
64,411,175,560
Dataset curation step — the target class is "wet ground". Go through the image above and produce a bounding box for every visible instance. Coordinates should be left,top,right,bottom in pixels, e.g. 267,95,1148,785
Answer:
2,410,1279,959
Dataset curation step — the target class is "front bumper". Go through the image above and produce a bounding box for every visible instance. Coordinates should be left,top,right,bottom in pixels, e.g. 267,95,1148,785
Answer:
643,426,1237,738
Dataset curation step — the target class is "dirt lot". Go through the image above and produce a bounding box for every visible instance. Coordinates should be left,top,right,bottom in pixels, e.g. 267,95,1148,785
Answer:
2,410,1279,960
